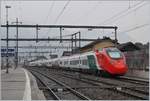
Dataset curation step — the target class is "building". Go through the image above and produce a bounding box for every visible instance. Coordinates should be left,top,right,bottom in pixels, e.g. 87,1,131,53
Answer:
117,42,149,70
80,37,141,53
62,51,72,56
49,54,58,59
80,37,116,53
117,42,140,52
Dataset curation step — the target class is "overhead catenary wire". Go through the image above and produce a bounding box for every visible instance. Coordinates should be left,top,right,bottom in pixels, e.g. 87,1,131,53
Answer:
96,1,149,42
118,23,150,34
42,1,55,37
51,30,81,39
52,34,72,39
45,0,70,36
43,1,55,24
110,2,149,25
54,0,71,24
98,1,145,25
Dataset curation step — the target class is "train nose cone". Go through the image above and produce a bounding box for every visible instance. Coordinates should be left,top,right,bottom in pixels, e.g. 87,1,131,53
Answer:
109,60,128,75
115,65,128,74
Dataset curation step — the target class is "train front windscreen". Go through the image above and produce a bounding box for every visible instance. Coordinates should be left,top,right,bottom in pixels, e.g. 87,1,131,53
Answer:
106,48,122,59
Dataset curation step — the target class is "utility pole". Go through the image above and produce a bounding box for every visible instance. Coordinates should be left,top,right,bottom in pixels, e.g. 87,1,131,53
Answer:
36,24,40,43
79,31,81,53
12,18,22,69
60,27,62,43
114,26,118,45
71,31,80,54
71,35,73,54
75,34,77,50
5,5,11,73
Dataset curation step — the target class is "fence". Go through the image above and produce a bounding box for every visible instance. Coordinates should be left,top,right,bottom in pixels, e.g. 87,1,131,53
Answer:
124,50,149,70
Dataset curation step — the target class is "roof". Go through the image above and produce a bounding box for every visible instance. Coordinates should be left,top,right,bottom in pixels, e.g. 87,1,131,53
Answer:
49,54,58,59
29,56,47,62
80,37,116,50
117,42,140,52
62,51,72,56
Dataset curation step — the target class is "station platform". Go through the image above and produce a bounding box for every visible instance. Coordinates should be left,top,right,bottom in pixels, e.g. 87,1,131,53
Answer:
1,67,46,100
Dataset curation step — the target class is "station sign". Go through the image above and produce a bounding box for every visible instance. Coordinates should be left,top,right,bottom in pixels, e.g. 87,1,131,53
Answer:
1,48,15,57
1,53,15,57
1,48,15,52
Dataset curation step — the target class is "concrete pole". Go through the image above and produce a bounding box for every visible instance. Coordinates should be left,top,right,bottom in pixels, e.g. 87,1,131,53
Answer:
5,5,11,73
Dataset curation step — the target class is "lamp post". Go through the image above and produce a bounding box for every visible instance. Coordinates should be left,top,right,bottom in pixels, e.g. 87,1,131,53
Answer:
12,18,22,69
5,5,11,73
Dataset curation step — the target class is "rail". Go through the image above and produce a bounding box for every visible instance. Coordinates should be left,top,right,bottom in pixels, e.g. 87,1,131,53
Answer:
29,68,91,100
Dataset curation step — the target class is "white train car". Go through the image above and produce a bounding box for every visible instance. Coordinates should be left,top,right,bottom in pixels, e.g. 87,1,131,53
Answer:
59,51,101,70
29,60,46,66
29,61,36,66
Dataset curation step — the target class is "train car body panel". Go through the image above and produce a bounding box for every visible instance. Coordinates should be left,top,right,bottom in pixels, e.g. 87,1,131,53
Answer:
96,48,128,75
29,47,128,76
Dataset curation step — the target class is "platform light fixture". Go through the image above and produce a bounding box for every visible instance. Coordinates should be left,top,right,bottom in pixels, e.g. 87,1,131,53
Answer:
5,5,11,74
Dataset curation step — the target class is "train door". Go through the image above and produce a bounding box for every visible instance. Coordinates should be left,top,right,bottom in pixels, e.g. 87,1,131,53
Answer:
87,55,98,70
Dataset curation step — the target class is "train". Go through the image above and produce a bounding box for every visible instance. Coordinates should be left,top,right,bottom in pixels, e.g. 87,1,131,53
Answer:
29,47,128,76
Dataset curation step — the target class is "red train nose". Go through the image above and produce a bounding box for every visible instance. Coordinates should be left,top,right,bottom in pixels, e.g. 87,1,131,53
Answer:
115,65,128,74
109,60,128,75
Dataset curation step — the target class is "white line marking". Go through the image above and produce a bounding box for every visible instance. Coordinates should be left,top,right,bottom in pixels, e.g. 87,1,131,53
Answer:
23,68,31,100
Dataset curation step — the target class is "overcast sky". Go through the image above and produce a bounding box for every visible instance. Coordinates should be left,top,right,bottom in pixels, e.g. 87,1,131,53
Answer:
0,0,150,49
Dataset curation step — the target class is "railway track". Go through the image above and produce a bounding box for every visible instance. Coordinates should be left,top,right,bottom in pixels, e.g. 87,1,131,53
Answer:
53,71,149,100
29,69,90,100
116,76,149,85
46,66,149,86
47,67,149,100
75,73,149,94
27,67,149,100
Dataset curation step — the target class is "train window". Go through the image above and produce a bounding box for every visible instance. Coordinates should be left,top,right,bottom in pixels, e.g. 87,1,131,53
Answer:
106,48,122,59
82,59,88,65
108,52,121,58
70,61,74,65
70,60,79,65
90,58,95,64
64,61,68,65
79,60,82,64
75,60,79,64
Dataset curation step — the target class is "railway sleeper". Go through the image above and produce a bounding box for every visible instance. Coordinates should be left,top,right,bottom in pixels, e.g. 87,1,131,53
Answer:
51,71,149,100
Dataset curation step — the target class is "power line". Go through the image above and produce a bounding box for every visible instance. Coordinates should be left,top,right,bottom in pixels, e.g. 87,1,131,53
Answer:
98,1,145,25
43,1,55,24
52,34,72,39
43,1,55,36
45,0,70,35
42,1,55,36
119,23,150,34
109,2,149,25
54,0,71,24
